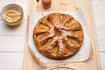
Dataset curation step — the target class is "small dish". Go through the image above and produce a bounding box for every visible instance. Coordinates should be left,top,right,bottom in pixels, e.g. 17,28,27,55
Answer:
1,4,23,26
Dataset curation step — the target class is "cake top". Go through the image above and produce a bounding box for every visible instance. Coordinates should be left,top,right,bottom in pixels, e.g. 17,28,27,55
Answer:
33,13,84,59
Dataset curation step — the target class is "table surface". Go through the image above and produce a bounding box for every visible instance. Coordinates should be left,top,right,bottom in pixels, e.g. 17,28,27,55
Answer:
0,0,105,70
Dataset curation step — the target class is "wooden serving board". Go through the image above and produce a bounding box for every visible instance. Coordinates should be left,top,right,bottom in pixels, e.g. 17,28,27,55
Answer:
23,0,101,70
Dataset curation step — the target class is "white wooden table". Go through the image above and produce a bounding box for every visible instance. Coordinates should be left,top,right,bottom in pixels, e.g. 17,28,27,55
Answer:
0,0,105,70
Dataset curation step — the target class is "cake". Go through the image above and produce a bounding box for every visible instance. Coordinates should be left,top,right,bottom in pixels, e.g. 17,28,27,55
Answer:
33,13,84,59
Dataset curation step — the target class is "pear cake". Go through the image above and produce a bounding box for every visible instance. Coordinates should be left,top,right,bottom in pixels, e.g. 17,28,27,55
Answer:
33,13,84,60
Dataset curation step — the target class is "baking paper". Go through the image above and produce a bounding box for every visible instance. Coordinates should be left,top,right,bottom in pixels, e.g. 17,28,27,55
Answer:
28,9,90,63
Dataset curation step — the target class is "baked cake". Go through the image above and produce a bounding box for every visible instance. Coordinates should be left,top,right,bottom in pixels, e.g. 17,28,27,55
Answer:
33,13,84,60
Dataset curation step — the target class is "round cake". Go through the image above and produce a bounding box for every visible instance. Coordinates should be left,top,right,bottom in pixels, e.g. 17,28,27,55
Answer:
33,13,84,60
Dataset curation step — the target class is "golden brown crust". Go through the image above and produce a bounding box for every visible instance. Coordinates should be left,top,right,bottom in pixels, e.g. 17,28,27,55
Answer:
33,13,84,60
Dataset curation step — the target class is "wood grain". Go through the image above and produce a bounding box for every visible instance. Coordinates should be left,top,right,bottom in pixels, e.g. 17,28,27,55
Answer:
23,0,101,70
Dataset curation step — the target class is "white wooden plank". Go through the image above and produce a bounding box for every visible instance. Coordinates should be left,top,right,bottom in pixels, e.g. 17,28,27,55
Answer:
0,52,23,70
0,36,25,51
93,0,105,20
99,52,105,70
0,0,29,19
92,0,105,69
0,20,27,36
92,0,105,51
